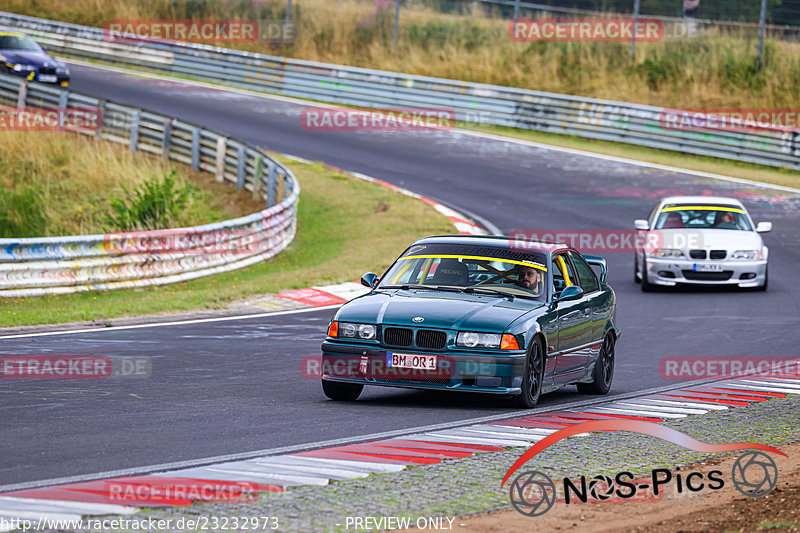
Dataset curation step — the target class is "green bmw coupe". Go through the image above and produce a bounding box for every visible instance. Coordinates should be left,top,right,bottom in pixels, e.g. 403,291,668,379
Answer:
320,235,619,408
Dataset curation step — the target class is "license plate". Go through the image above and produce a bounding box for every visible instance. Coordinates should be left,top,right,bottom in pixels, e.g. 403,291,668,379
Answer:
38,74,57,82
694,263,724,272
386,352,437,370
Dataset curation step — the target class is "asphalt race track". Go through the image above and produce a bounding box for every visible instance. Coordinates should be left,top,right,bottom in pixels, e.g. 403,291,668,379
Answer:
2,63,799,487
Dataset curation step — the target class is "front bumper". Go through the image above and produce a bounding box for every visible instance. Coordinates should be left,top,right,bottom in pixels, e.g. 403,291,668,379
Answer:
644,257,767,287
3,67,70,86
320,340,526,394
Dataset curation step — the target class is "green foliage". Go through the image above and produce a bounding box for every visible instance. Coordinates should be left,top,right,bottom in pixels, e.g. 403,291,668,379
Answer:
354,4,394,46
103,170,192,231
718,43,771,91
636,49,689,90
0,185,48,238
407,20,491,52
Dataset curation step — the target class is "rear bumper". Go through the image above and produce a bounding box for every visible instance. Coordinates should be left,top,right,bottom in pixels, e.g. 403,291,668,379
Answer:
644,257,767,287
320,340,526,394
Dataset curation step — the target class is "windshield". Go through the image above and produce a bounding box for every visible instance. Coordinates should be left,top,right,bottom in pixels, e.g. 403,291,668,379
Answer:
654,204,752,231
0,35,44,52
379,243,548,300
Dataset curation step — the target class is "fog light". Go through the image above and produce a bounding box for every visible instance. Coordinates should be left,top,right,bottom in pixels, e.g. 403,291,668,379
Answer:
657,271,675,279
739,273,756,280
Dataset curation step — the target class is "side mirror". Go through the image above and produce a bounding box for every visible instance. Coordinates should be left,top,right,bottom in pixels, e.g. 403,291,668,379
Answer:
555,285,583,303
360,272,379,288
634,219,649,231
756,222,772,233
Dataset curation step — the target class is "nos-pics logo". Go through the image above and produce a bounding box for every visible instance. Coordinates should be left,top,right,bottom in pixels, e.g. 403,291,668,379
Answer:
502,420,782,517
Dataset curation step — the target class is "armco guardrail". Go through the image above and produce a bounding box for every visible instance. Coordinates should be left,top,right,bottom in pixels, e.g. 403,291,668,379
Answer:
1,12,798,169
0,73,298,297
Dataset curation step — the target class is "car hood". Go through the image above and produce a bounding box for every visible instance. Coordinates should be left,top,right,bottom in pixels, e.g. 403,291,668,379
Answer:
336,289,544,331
658,228,763,251
1,50,62,67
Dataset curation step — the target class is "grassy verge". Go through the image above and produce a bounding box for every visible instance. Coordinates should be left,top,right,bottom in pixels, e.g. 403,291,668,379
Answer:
6,0,799,109
0,158,455,327
0,130,263,237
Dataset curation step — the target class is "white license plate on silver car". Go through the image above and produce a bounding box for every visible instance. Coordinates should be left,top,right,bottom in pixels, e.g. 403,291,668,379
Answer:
38,74,57,82
386,352,437,370
694,263,724,272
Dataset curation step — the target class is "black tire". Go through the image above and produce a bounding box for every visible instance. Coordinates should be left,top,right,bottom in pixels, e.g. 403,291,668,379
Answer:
321,379,363,401
577,334,615,395
634,255,641,284
513,336,544,408
640,264,655,292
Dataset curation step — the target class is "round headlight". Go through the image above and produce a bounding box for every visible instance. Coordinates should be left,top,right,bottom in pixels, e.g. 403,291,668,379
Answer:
483,334,501,347
342,323,357,337
358,324,376,339
462,332,479,347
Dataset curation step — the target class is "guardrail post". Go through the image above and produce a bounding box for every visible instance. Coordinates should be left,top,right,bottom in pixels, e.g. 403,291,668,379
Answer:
253,155,263,197
16,80,27,108
236,145,246,189
215,137,226,182
162,118,173,160
58,88,69,129
283,171,292,199
95,100,105,140
190,127,200,170
129,110,140,151
267,164,278,207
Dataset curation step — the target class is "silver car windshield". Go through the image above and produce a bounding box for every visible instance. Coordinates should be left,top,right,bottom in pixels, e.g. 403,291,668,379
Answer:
654,205,752,231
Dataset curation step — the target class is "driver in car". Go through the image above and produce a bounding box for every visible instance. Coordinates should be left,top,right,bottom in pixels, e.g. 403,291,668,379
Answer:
516,265,543,296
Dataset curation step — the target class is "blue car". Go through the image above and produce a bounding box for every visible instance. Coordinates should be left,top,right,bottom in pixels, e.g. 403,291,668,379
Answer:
0,28,69,86
321,235,619,408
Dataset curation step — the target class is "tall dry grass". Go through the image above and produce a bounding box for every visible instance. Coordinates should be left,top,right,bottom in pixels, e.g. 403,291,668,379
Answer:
0,131,263,237
5,0,799,108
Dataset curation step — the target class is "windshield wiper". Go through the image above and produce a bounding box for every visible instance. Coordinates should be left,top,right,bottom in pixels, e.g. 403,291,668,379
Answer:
461,286,515,298
383,284,462,292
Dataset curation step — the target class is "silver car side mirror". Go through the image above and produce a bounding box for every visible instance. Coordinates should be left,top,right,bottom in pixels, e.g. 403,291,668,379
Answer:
634,219,649,231
756,222,772,233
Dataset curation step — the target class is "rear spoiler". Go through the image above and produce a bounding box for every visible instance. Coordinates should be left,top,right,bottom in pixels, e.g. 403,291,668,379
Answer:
583,255,607,283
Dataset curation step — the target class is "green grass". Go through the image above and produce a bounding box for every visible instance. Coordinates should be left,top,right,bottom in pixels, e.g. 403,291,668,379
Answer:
0,130,263,237
0,158,455,327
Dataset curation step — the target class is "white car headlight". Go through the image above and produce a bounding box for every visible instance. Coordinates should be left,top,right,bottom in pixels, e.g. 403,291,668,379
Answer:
457,331,501,348
336,322,376,339
731,250,763,260
56,66,69,75
653,248,684,258
11,63,35,72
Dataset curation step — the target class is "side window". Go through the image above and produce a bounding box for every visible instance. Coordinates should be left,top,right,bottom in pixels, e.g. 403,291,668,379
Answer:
552,254,578,296
569,252,600,293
